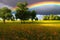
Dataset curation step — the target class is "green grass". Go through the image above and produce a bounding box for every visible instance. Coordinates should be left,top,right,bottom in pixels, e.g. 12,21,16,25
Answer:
0,21,60,40
1,20,60,24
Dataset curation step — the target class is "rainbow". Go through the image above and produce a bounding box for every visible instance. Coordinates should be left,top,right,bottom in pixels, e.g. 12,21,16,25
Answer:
28,1,60,9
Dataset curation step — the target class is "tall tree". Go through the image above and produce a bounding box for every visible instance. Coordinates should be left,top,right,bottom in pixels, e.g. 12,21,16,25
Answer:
0,7,12,23
15,2,30,21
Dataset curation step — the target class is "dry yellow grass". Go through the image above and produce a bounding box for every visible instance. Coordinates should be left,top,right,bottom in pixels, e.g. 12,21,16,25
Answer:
41,24,60,27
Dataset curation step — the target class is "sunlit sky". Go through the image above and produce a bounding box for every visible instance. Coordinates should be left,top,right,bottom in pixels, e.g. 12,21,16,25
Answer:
36,15,43,20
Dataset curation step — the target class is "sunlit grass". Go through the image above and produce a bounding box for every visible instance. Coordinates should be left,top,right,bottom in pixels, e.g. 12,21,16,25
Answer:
0,20,60,23
0,20,60,40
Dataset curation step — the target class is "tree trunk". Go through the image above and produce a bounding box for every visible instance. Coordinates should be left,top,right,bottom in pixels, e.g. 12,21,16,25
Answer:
32,19,33,22
3,19,5,23
22,18,25,23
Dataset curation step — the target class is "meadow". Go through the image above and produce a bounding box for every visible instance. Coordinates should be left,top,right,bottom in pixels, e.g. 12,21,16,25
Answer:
0,20,60,40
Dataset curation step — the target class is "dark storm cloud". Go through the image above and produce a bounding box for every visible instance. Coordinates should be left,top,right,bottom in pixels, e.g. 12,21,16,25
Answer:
0,0,60,7
29,5,60,15
0,0,25,7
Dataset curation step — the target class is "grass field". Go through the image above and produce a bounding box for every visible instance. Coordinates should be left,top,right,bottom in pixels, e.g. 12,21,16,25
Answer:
0,21,60,40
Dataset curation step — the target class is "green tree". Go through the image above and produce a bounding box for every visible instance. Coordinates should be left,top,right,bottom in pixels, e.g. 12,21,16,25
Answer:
35,17,38,21
15,2,30,22
31,10,36,21
43,15,49,20
54,16,60,20
49,14,54,20
0,7,12,23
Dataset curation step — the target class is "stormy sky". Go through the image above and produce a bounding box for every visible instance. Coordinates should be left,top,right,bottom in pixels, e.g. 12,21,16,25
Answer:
0,0,60,7
0,0,60,20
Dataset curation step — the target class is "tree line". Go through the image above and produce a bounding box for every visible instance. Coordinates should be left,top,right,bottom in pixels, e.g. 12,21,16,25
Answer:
43,14,60,20
1,2,59,23
0,2,38,23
